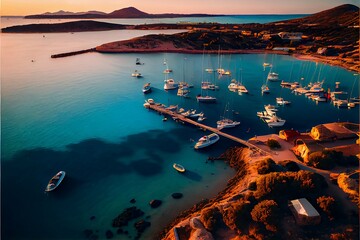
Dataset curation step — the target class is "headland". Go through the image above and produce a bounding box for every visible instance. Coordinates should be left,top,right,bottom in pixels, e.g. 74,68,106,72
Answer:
157,122,359,240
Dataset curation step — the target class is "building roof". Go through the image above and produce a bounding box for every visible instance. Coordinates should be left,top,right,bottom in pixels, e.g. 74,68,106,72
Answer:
312,122,358,141
290,198,320,217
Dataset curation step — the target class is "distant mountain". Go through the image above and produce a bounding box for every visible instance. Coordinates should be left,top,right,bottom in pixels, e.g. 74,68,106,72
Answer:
107,7,149,18
286,4,359,26
24,6,221,19
40,10,106,16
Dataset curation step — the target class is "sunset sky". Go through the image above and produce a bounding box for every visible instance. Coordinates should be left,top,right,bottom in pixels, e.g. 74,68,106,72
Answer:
1,0,359,16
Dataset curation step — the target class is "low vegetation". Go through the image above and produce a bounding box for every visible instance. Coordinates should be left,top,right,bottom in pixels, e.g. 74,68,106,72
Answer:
308,150,359,170
266,138,281,149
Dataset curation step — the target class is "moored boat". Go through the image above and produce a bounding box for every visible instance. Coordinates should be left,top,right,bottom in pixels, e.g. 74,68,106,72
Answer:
261,85,270,94
132,70,142,78
194,133,220,149
164,79,178,90
196,95,216,103
45,171,66,192
265,115,286,127
173,163,185,173
142,83,151,94
267,72,279,81
276,97,291,105
217,118,240,129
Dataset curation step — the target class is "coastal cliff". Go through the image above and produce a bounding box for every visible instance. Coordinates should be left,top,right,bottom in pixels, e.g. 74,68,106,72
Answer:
95,4,359,72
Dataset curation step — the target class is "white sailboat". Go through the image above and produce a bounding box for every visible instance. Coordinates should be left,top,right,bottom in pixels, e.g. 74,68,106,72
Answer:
197,49,216,103
177,58,190,97
237,69,248,94
217,102,240,129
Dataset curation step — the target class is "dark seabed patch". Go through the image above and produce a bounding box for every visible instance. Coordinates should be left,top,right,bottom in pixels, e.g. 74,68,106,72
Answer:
1,128,190,240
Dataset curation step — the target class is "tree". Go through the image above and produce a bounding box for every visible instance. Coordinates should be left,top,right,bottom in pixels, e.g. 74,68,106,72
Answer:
266,139,281,149
200,207,224,232
257,158,277,174
251,200,280,232
222,200,252,232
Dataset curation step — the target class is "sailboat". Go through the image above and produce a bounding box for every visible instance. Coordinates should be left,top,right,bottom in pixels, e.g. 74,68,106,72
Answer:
347,74,358,108
261,68,270,95
197,49,216,103
163,60,173,74
217,103,240,129
177,58,190,97
237,68,248,94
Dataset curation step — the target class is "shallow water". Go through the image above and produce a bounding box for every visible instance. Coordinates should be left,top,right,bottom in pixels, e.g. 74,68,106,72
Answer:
1,26,358,240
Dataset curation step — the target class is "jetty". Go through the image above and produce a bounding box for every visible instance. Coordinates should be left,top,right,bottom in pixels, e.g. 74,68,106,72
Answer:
145,102,270,155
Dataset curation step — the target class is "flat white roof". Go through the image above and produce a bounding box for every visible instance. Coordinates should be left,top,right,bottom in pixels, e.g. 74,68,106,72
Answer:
290,198,320,217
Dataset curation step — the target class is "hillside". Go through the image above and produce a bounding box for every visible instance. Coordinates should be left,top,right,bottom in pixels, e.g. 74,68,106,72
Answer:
1,20,128,33
24,6,220,19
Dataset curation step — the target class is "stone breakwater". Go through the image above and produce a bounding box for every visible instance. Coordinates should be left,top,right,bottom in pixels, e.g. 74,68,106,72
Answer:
51,48,96,58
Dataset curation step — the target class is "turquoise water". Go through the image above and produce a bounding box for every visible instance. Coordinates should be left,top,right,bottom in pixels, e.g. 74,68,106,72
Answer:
1,26,359,239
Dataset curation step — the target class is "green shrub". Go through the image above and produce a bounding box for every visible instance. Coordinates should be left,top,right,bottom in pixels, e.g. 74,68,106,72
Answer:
251,200,280,232
266,139,281,149
257,158,277,174
200,207,223,231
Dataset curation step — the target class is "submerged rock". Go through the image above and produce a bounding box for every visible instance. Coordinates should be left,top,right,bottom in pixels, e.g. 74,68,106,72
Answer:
134,219,151,233
105,230,114,239
90,216,96,221
112,207,144,227
149,199,162,208
130,198,136,204
171,193,183,199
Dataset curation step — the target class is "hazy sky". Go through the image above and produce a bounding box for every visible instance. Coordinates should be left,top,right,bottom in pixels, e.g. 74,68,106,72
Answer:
1,0,359,16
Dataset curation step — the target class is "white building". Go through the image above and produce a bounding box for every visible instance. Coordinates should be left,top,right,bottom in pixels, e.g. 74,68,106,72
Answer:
289,198,321,225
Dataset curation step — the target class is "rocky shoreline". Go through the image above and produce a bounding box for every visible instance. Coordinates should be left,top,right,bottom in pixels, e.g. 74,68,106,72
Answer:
157,130,359,239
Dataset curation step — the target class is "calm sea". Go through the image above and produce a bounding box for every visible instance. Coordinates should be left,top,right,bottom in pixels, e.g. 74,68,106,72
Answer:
1,16,358,240
0,14,308,28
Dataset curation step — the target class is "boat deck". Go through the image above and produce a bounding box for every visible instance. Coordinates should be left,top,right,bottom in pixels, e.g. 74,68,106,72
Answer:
145,102,270,155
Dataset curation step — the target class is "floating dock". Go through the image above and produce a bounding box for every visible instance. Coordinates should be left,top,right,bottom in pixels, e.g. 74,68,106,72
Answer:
145,102,270,155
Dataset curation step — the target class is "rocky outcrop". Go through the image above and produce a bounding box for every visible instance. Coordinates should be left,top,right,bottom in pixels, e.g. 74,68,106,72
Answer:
112,207,144,228
149,199,162,208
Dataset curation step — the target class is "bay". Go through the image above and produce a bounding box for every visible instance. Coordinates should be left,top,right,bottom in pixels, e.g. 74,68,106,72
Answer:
1,26,358,240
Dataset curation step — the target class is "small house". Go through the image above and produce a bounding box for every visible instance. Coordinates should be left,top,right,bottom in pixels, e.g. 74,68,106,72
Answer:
310,122,358,141
293,139,324,163
289,198,321,225
279,130,300,141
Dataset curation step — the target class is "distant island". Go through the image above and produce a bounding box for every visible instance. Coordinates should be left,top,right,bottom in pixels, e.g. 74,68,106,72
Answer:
2,4,358,73
24,7,223,19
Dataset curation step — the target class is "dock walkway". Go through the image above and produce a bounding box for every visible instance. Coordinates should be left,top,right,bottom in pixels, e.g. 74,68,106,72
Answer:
145,102,270,155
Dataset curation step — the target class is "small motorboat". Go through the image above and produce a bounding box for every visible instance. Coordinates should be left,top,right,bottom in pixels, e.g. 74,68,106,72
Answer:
265,115,286,127
142,83,152,94
196,95,216,103
261,85,270,94
135,58,143,65
276,97,291,105
132,70,142,78
45,171,66,192
194,133,220,149
173,163,185,173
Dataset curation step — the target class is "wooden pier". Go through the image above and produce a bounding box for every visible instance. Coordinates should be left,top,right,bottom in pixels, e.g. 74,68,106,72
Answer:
145,102,270,155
